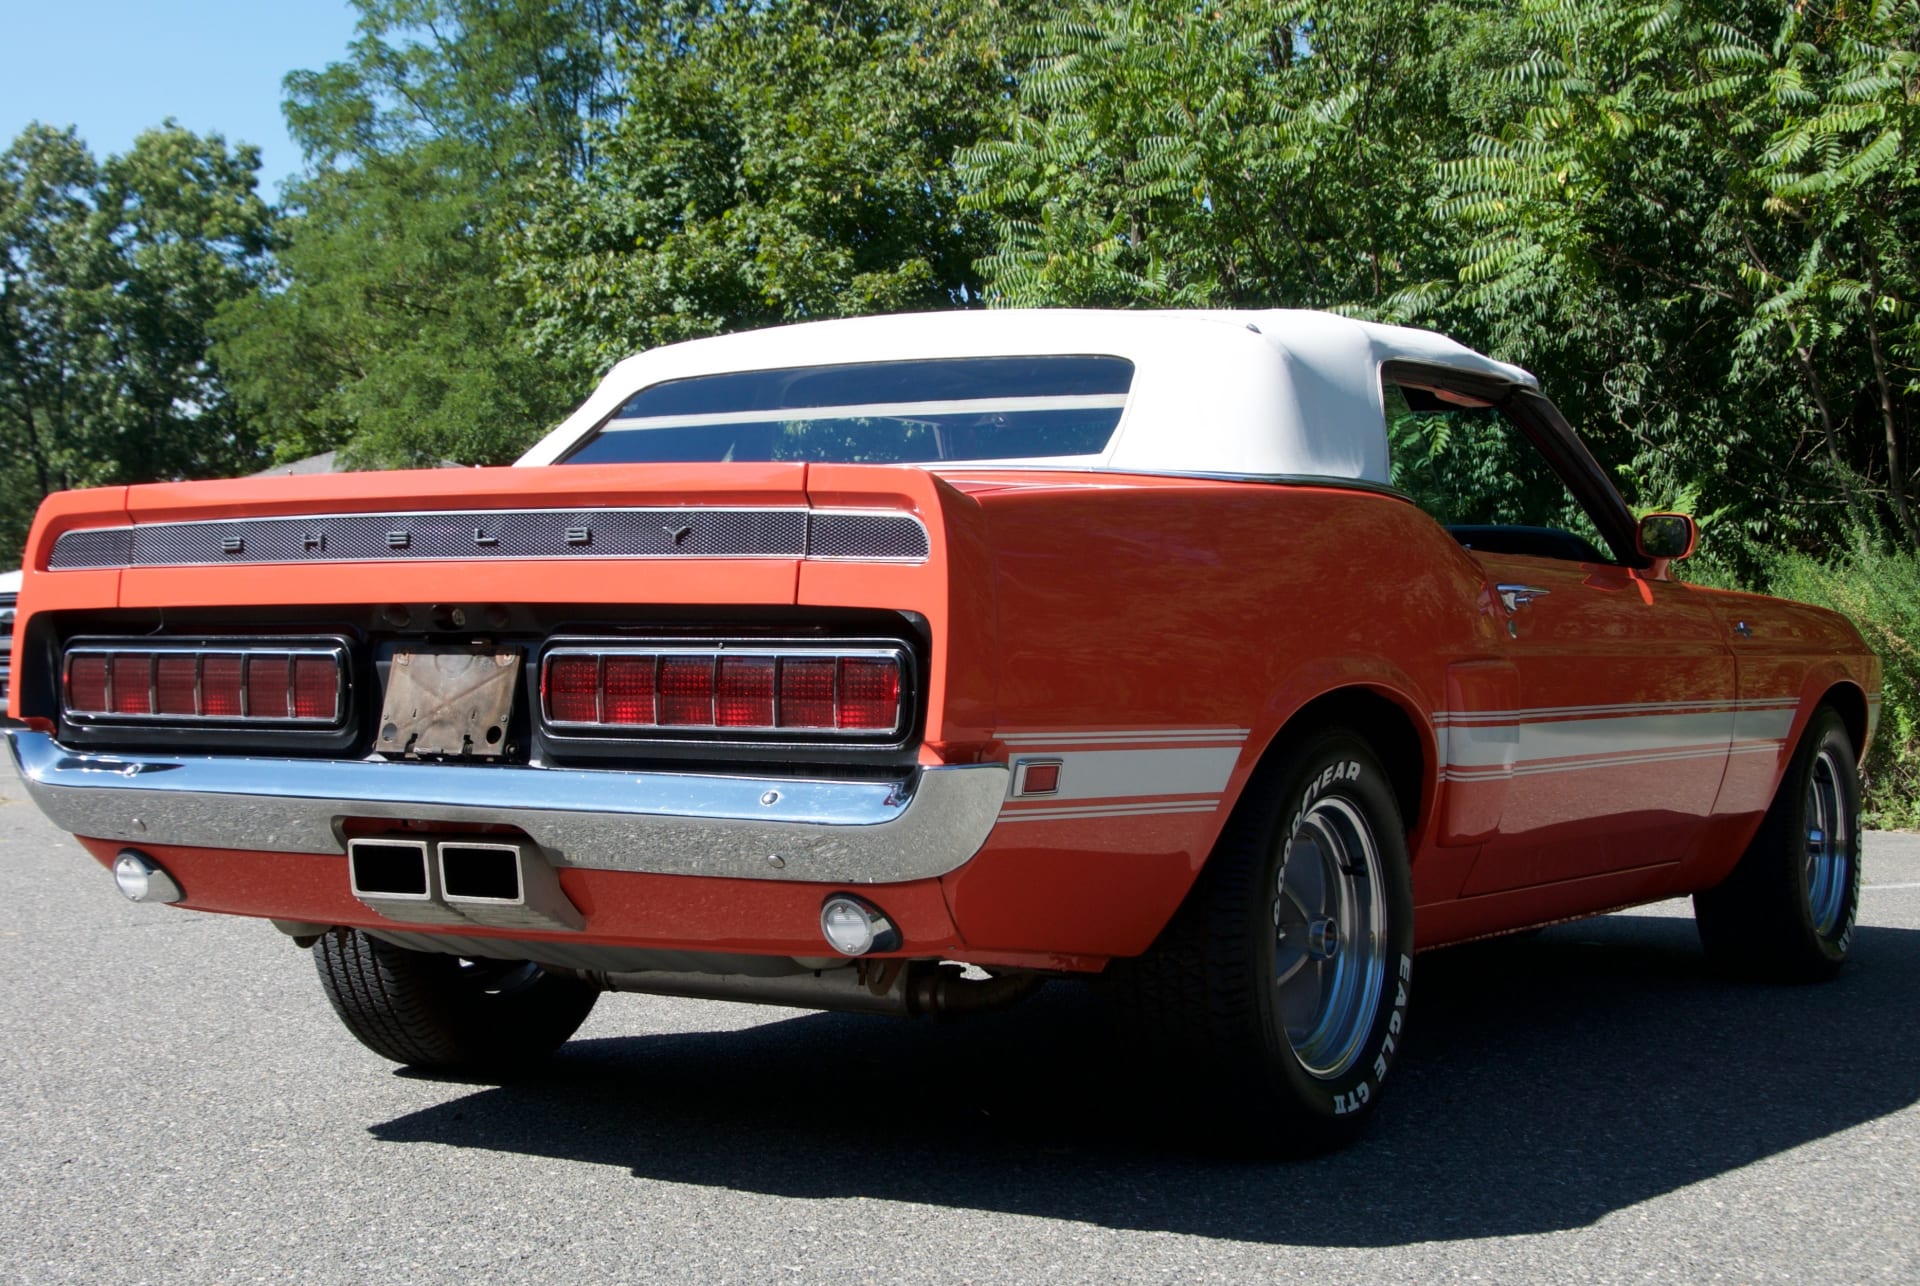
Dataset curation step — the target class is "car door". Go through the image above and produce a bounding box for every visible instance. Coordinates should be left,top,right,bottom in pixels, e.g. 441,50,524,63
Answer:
1384,364,1737,893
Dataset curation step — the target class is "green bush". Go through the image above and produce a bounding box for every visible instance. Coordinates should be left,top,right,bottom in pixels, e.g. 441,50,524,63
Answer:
1763,545,1920,830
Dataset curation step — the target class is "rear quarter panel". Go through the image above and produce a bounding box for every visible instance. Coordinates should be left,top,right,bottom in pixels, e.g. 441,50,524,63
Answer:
934,474,1500,957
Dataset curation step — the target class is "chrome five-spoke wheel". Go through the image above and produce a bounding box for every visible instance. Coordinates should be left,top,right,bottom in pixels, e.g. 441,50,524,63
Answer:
1803,747,1852,937
1273,796,1389,1079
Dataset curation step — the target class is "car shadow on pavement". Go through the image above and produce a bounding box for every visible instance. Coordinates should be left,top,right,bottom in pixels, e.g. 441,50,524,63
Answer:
370,912,1920,1246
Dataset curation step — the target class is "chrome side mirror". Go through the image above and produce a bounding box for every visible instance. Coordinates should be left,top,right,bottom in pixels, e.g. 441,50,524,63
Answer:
1636,512,1697,561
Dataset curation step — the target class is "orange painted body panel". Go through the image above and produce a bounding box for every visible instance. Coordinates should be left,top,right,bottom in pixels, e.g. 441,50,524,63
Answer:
12,461,1880,971
73,836,965,959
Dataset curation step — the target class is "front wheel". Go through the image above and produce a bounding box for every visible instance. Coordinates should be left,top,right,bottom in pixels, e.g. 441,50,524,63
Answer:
1105,727,1415,1152
314,928,599,1072
1695,706,1861,982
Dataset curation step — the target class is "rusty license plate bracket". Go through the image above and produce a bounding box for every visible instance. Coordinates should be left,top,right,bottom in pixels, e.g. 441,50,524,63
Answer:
377,648,521,759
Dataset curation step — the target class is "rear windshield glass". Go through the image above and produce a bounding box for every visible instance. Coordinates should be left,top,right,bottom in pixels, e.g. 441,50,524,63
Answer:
563,355,1134,465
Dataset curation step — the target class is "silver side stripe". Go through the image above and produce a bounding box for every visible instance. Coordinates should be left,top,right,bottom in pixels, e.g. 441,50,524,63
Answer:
1435,696,1797,726
1001,727,1248,747
1439,696,1797,781
999,800,1222,822
1004,746,1241,802
1441,741,1785,782
994,729,1247,821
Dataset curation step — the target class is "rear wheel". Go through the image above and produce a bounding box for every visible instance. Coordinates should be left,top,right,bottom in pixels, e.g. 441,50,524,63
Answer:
314,928,599,1071
1104,727,1415,1152
1695,706,1861,982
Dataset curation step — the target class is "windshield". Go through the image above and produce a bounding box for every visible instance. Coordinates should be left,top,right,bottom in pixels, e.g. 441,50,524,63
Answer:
562,355,1134,465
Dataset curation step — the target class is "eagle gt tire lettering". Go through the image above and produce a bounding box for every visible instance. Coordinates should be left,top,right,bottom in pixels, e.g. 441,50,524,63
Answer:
1110,726,1414,1150
1256,733,1414,1139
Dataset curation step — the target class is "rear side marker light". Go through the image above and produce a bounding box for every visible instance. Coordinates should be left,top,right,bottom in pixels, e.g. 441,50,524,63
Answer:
542,645,906,738
62,641,345,726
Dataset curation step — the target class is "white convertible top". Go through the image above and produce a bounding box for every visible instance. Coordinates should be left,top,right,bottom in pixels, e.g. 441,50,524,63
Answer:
516,309,1537,483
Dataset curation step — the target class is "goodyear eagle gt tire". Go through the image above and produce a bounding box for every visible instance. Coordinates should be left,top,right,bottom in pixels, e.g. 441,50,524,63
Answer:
1695,705,1861,982
314,928,599,1072
1106,727,1415,1152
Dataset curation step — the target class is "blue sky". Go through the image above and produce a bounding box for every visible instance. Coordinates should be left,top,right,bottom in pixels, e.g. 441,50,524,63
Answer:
0,0,364,197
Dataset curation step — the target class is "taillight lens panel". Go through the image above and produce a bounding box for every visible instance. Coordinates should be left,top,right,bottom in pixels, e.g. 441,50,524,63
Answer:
540,640,911,743
61,639,348,727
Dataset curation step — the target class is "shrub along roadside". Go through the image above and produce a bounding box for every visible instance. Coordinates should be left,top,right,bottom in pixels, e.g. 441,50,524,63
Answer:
1761,545,1920,830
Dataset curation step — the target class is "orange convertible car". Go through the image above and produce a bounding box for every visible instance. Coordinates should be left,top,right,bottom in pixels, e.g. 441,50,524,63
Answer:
3,310,1879,1147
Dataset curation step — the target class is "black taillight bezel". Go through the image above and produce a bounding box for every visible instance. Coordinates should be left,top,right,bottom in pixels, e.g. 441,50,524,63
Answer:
56,634,360,754
534,634,920,757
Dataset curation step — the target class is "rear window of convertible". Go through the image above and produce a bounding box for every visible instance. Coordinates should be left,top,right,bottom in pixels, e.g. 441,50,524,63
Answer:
562,355,1134,465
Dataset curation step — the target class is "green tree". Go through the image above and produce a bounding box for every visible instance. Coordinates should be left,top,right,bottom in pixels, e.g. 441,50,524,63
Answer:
215,0,638,469
1,122,271,565
956,0,1486,316
1438,0,1920,571
506,0,1036,380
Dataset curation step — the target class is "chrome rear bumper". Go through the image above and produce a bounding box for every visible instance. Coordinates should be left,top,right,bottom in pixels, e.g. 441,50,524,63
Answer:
5,731,1008,884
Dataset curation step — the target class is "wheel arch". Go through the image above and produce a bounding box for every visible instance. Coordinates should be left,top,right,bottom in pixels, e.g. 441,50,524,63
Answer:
1241,684,1435,850
1817,680,1870,759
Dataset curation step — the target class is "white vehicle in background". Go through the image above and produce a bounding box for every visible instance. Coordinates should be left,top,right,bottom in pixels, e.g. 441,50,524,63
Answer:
0,568,18,717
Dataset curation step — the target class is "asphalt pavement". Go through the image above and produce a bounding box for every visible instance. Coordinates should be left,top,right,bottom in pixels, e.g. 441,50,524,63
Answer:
3,751,1917,1284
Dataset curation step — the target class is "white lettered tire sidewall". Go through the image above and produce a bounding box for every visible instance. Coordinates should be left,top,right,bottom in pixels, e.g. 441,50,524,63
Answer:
1251,734,1415,1128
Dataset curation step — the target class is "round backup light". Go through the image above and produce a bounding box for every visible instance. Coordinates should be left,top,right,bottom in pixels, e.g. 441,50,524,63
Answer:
113,850,184,905
820,894,899,957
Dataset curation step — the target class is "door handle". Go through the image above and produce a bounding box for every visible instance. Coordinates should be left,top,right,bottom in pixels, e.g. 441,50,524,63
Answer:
1496,583,1552,612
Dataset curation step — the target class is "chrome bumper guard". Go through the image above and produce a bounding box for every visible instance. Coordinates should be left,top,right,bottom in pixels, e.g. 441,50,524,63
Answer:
5,731,1008,884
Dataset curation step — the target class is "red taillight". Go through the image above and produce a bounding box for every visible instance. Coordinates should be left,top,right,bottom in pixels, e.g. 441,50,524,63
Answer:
68,655,109,713
112,655,153,714
546,655,600,723
155,656,198,715
292,655,339,720
603,656,655,724
542,645,905,738
776,658,836,729
716,657,775,727
246,655,291,719
658,657,714,725
836,658,900,729
62,643,344,725
202,655,243,716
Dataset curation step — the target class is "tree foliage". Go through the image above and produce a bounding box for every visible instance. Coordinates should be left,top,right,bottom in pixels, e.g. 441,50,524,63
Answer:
1436,0,1920,574
5,0,1917,588
956,0,1486,315
506,0,1036,381
1,123,271,563
211,0,639,469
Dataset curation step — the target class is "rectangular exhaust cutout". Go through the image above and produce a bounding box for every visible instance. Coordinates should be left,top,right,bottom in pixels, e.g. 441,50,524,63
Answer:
346,836,582,933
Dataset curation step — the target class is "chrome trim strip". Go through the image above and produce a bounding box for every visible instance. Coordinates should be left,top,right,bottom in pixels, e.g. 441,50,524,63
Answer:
540,642,908,738
46,506,931,569
5,731,1007,884
62,638,349,727
603,393,1128,432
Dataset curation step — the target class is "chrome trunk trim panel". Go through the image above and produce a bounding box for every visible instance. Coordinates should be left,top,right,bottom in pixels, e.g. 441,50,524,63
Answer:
46,507,929,569
5,731,1005,884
